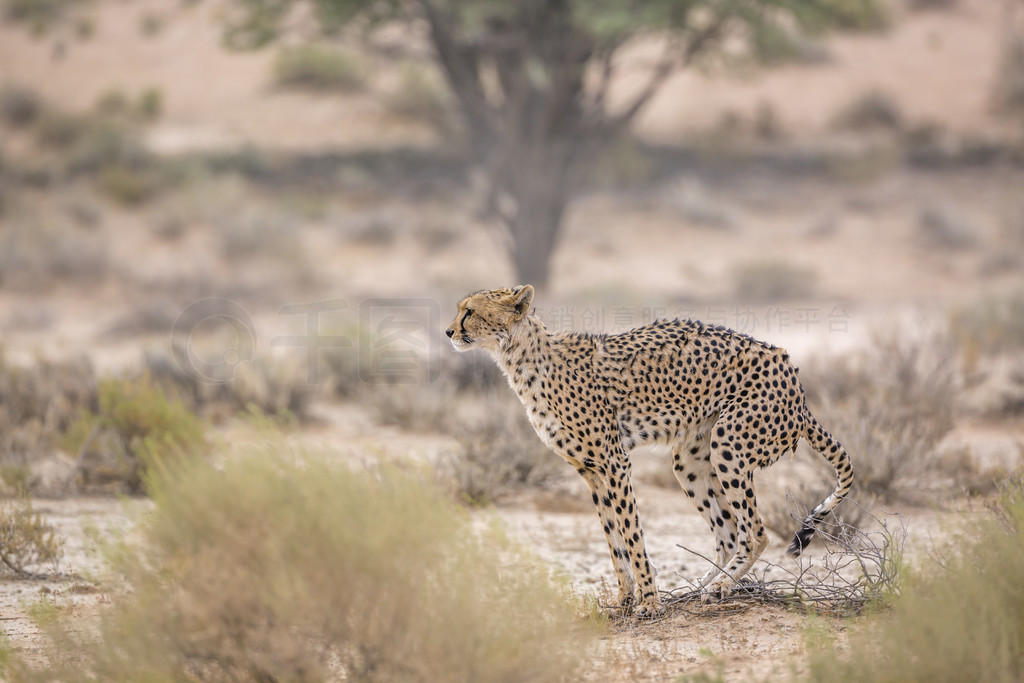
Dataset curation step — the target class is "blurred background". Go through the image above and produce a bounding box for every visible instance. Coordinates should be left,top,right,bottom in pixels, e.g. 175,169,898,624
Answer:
0,0,1021,490
0,1,1023,674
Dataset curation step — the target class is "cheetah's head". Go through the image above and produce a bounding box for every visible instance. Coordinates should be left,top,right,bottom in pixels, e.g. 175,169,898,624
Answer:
445,285,534,353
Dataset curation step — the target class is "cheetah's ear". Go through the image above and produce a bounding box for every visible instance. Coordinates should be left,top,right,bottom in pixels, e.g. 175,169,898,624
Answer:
510,285,534,319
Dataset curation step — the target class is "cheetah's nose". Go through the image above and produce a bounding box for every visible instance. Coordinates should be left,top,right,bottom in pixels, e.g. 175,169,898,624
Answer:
445,329,454,338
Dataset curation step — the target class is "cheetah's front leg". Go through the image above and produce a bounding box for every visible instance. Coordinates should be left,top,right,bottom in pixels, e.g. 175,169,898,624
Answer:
580,473,635,609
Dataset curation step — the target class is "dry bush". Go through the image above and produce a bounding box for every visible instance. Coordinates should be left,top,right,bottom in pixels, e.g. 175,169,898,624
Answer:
994,35,1024,125
0,353,95,493
437,395,564,506
142,348,316,423
0,449,588,682
918,203,978,250
802,476,1024,683
949,290,1024,360
0,83,44,128
802,332,973,503
732,261,817,302
215,206,304,263
388,63,456,139
0,492,63,577
831,90,903,132
0,220,110,290
668,507,905,619
367,382,456,432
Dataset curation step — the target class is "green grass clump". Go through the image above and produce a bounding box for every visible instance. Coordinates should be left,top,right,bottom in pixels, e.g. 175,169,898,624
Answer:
273,45,366,92
63,375,206,493
803,476,1024,683
2,448,588,681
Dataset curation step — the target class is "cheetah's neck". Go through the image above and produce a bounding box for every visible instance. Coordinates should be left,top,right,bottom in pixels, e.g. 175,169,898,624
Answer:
490,315,557,393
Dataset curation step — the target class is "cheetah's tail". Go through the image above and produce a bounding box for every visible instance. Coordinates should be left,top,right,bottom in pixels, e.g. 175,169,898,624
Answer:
785,410,854,557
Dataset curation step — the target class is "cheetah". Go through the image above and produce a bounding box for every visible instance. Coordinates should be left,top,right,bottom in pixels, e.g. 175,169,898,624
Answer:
445,285,853,615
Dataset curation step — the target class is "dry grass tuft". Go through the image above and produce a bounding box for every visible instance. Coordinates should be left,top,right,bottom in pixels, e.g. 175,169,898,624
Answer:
802,475,1024,683
0,448,589,681
437,396,564,506
0,491,63,578
801,331,972,503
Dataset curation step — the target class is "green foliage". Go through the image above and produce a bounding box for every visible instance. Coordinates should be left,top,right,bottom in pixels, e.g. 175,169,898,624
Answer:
1,0,92,33
222,0,888,285
0,491,63,577
803,476,1024,683
272,44,366,92
64,375,206,493
96,164,160,206
2,449,588,681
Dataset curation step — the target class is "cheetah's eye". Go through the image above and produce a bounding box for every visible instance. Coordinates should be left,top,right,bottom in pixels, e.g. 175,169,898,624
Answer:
465,309,474,317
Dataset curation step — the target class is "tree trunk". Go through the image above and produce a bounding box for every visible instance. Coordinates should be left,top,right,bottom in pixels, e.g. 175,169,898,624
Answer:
507,175,568,288
499,130,575,289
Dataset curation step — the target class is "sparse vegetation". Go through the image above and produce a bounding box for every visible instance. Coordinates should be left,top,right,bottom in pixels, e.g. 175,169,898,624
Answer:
272,45,366,93
832,90,903,131
918,203,978,250
732,261,817,302
142,348,316,423
438,396,564,506
802,475,1024,683
994,35,1024,129
63,375,207,493
0,449,588,682
0,83,44,128
0,220,110,290
0,491,63,577
801,331,994,503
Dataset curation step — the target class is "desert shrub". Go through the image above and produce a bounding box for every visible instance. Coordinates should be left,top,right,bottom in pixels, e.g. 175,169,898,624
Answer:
142,348,316,422
0,492,63,577
96,163,160,206
993,35,1024,125
389,62,454,137
0,83,44,128
905,0,957,9
1,449,588,681
666,176,741,230
1,0,91,32
802,475,1024,683
0,353,95,493
918,203,978,250
0,220,110,290
272,44,366,92
949,290,1024,359
368,382,455,431
438,396,564,506
216,206,304,263
63,375,206,493
732,261,817,302
831,90,903,131
136,86,162,122
802,331,971,503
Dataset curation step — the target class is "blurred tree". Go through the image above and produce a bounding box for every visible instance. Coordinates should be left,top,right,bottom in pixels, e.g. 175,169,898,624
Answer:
225,0,888,287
